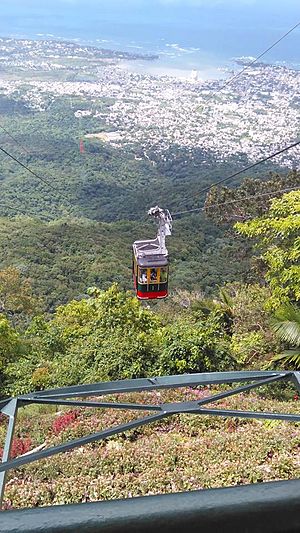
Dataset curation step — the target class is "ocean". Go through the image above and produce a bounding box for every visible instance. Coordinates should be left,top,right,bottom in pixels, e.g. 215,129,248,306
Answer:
0,0,299,79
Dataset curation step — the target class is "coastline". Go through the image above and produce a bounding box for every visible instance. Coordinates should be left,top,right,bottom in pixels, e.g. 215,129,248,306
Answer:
0,31,299,83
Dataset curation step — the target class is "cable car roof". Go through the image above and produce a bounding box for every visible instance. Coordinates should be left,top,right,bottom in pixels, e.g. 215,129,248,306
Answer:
136,255,168,268
133,238,168,267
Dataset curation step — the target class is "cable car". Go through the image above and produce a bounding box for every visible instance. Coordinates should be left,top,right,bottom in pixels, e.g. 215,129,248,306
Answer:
132,206,172,300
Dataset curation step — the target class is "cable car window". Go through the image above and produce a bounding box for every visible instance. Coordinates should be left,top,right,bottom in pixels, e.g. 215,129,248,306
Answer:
139,268,148,284
150,268,158,283
160,267,168,283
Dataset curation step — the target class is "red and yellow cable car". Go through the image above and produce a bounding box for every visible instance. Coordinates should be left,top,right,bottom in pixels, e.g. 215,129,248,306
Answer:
132,206,172,300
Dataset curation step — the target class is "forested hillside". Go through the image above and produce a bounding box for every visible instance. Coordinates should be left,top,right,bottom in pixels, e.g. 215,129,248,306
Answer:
0,95,286,221
0,91,297,309
0,76,299,412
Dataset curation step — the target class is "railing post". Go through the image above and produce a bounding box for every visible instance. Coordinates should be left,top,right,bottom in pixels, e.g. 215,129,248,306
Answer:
0,399,18,509
292,371,300,394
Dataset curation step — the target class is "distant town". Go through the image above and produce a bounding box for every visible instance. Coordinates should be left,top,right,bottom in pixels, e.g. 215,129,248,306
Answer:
0,37,298,167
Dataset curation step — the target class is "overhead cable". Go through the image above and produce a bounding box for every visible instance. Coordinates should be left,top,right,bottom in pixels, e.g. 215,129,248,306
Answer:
171,138,300,216
206,184,300,210
197,20,300,108
172,185,300,218
0,123,31,155
0,145,74,206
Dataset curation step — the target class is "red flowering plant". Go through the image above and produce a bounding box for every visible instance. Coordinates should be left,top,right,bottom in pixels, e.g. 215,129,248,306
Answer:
0,437,32,460
52,410,80,435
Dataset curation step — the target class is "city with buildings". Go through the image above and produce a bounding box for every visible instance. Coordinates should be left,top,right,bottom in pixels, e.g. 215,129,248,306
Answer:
0,37,299,168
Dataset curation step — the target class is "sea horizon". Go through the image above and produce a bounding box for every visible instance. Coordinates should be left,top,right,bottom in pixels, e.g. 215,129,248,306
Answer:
0,1,299,80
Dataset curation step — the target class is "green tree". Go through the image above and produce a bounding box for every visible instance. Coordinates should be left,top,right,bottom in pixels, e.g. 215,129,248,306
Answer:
6,284,238,395
6,285,161,394
158,310,234,375
227,283,279,367
0,316,23,396
0,266,39,326
235,191,300,309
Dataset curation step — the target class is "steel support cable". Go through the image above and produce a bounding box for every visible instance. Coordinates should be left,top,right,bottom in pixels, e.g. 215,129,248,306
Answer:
0,123,30,155
197,21,300,109
205,185,300,209
120,184,300,221
0,202,32,215
171,139,300,217
0,145,74,207
172,185,300,218
0,139,299,220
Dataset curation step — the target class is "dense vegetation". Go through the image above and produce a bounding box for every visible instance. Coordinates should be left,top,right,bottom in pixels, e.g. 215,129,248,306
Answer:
0,189,298,508
0,93,284,219
0,189,298,396
0,214,254,310
0,92,299,509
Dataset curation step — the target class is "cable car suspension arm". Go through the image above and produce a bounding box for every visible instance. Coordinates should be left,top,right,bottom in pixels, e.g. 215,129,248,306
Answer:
148,206,172,255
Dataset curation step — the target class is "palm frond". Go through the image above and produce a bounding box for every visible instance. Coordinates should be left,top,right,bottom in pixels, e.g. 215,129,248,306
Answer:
219,288,233,309
272,349,300,367
270,304,300,346
273,303,300,323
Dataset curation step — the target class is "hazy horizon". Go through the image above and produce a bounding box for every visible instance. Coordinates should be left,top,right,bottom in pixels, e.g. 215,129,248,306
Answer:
0,0,299,77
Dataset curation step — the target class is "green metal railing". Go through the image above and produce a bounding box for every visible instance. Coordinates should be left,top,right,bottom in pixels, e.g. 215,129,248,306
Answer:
1,370,300,529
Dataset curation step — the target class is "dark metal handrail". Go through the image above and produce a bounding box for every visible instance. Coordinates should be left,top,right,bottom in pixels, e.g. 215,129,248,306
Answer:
1,480,300,532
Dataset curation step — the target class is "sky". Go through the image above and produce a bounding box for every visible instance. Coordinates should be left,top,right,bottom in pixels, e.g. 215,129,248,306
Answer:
1,0,299,9
6,0,297,4
1,0,299,24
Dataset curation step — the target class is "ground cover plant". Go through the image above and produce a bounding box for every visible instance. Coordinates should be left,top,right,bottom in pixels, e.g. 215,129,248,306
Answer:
1,388,299,509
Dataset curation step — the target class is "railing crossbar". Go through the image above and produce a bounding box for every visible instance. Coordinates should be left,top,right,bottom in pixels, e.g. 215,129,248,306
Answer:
18,371,287,400
192,408,300,422
20,398,161,412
